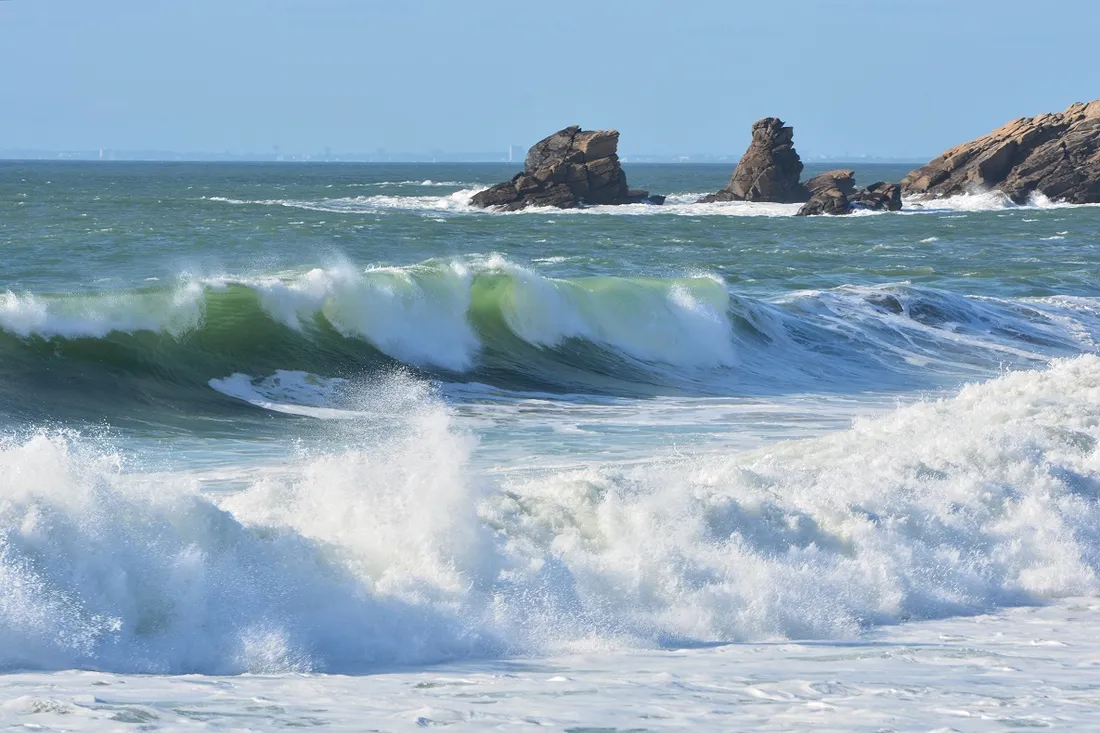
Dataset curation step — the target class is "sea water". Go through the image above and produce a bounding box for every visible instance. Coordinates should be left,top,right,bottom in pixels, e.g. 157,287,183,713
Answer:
2,161,1100,730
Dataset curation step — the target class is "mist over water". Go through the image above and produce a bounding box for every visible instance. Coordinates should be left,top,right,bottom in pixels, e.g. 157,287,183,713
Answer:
3,161,1100,678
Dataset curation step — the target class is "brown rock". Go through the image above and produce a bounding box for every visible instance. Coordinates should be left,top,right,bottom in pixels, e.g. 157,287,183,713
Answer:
902,100,1100,203
472,126,664,209
805,170,856,197
533,162,568,184
572,130,619,161
796,187,849,216
796,179,903,216
699,117,810,204
585,155,621,190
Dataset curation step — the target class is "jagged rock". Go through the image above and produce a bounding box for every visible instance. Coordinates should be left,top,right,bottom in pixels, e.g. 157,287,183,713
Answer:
805,169,856,197
850,182,902,211
796,187,850,216
796,178,903,216
504,183,576,211
472,126,663,210
572,129,619,161
902,100,1100,204
470,180,520,208
699,117,810,204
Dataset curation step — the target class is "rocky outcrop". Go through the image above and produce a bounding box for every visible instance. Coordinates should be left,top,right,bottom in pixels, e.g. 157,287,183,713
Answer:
796,170,854,215
699,117,809,204
805,169,857,198
795,171,901,216
850,182,902,212
470,126,664,210
902,100,1100,204
701,117,905,215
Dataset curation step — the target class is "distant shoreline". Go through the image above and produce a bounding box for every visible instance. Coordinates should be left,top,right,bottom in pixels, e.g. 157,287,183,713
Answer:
0,156,928,165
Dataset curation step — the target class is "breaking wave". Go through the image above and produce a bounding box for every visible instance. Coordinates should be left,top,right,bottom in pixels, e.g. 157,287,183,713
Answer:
1,256,1098,424
2,356,1100,672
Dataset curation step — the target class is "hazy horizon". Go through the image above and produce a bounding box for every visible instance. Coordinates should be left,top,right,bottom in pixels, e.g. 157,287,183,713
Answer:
0,147,931,164
2,0,1098,160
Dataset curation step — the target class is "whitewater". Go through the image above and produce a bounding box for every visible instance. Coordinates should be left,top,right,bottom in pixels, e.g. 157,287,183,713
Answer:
3,161,1100,730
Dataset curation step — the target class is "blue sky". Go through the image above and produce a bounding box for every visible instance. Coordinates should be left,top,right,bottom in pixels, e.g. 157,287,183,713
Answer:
1,0,1096,159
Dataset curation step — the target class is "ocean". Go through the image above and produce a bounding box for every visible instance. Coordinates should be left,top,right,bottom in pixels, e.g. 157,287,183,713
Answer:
3,160,1100,730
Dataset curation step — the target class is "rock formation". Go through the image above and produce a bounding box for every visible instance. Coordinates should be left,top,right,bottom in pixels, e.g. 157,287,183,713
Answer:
902,100,1100,204
795,170,902,216
701,120,903,215
796,170,855,216
699,117,809,203
470,126,664,210
850,182,902,212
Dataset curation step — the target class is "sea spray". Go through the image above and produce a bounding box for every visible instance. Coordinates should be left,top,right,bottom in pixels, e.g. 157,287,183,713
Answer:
0,378,499,674
2,357,1100,672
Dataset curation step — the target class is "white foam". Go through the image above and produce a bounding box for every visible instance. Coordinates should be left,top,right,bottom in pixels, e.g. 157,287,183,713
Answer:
0,286,204,339
903,189,1099,213
485,255,737,367
0,382,492,673
484,355,1100,642
207,185,1100,219
208,371,361,419
6,599,1099,729
204,190,481,215
3,357,1100,673
212,262,481,371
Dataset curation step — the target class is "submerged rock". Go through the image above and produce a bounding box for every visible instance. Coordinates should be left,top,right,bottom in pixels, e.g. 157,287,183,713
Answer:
470,126,663,210
699,117,809,204
902,100,1100,204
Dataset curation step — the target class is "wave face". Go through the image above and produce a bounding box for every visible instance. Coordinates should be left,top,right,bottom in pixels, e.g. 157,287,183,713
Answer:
2,257,1098,424
2,356,1100,673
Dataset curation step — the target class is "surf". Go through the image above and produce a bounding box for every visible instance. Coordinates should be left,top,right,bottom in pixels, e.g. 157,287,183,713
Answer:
2,355,1099,673
2,256,1099,427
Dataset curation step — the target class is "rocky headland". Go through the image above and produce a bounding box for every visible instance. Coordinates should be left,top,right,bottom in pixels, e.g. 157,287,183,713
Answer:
700,118,902,215
470,126,665,210
902,100,1100,204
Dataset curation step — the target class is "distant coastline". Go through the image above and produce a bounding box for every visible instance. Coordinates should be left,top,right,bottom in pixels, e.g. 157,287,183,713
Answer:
0,149,929,165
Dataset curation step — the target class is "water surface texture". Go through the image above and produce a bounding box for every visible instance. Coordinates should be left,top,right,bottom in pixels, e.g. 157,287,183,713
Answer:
3,161,1100,730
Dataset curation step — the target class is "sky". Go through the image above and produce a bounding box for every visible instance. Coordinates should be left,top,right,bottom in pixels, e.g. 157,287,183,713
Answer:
1,0,1097,160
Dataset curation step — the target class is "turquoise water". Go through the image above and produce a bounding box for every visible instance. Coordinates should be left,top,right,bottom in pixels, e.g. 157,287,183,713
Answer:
2,160,1100,676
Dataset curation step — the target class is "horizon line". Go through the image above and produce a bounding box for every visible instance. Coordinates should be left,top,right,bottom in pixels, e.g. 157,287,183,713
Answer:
0,150,931,165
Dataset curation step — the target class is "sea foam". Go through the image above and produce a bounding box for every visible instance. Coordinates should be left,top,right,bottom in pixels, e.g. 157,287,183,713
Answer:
204,186,1098,218
3,356,1100,672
